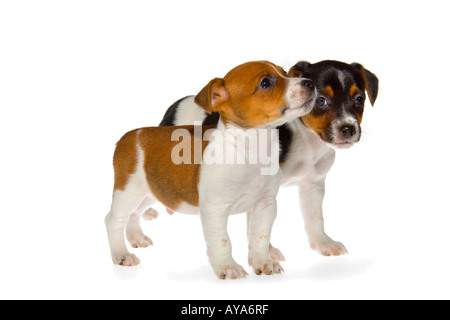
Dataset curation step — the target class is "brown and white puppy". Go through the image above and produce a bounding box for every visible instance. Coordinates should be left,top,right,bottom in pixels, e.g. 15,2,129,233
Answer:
105,61,316,279
160,60,379,257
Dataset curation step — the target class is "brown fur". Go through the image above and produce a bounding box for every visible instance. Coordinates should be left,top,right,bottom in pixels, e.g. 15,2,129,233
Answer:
300,79,365,142
351,108,363,124
322,85,334,98
195,61,288,129
287,68,302,77
113,126,212,209
138,126,211,209
301,112,334,141
360,65,375,105
349,84,358,97
113,130,138,191
113,61,302,212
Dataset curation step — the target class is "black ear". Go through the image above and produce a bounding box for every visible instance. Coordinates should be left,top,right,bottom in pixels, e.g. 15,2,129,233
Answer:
352,63,379,106
288,61,311,77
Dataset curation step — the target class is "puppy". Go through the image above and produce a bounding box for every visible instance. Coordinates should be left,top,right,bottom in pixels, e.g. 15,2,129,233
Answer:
105,61,316,279
160,60,379,257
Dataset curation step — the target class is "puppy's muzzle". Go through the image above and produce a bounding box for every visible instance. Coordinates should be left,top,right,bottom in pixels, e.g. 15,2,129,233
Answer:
300,79,314,91
331,122,361,149
339,125,357,140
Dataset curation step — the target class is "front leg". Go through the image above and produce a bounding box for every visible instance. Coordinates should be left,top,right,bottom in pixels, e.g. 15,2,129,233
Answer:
247,200,284,275
299,178,348,256
247,211,285,262
200,207,248,280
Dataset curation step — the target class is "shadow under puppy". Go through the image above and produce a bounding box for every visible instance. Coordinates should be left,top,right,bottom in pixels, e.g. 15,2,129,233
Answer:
105,61,317,279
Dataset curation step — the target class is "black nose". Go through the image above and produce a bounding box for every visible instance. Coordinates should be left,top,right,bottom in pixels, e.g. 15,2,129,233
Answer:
300,79,315,91
340,125,356,139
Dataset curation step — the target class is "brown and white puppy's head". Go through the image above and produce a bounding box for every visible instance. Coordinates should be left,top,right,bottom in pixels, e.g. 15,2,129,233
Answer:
194,61,316,129
288,60,379,149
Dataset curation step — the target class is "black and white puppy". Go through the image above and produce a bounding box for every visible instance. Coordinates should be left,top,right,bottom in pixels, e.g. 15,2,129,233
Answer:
160,60,379,257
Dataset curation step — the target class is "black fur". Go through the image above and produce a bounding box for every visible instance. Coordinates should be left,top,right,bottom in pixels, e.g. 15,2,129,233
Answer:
351,63,379,104
291,60,378,106
160,95,219,127
290,60,378,144
277,124,294,164
202,112,220,126
159,60,378,158
159,96,191,126
158,95,294,163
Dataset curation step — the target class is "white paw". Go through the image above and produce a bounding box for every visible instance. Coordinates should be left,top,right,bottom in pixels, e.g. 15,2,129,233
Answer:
269,244,286,262
213,263,248,280
142,208,159,220
113,253,140,267
251,258,284,276
310,236,348,256
129,235,153,248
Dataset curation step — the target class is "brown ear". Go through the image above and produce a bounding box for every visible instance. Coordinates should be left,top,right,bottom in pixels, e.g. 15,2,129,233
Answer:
352,63,379,106
194,78,229,114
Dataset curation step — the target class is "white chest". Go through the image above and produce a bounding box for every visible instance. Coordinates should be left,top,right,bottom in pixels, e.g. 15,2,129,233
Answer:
198,122,282,214
280,121,336,186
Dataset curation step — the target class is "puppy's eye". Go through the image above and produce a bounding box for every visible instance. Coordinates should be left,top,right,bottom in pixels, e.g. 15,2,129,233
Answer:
316,97,328,107
259,77,274,89
355,95,364,105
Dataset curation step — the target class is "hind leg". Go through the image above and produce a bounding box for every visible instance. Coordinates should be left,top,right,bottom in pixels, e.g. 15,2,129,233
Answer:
126,212,153,248
126,196,155,248
105,190,146,266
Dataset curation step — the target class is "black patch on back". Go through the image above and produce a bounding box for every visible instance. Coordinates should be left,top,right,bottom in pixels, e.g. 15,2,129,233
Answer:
159,96,192,126
202,112,220,126
278,124,293,164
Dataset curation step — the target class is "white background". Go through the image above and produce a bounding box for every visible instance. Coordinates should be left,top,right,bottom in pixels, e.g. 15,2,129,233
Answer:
1,0,449,300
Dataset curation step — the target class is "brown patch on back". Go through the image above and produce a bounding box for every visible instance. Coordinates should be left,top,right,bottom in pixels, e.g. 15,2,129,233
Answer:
301,112,335,141
113,130,139,191
322,85,334,98
138,126,212,209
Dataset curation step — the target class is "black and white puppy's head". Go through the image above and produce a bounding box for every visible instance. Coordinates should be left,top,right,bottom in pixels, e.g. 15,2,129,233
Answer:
288,60,379,149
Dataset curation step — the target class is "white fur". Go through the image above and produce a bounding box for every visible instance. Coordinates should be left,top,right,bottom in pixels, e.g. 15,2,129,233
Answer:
175,96,207,125
105,121,285,276
105,140,155,266
337,70,347,89
281,119,347,256
198,119,283,278
171,97,348,257
330,109,361,147
105,68,312,278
